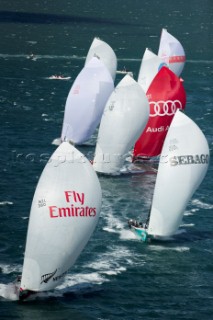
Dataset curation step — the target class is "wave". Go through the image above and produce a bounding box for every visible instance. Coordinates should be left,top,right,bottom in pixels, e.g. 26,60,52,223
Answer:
0,201,13,206
191,199,213,210
102,212,137,240
180,223,195,228
52,137,61,146
0,263,22,301
0,54,212,65
86,245,129,273
149,245,190,252
187,59,213,64
0,263,22,274
0,243,129,301
0,283,19,301
0,236,131,301
58,271,106,291
0,266,107,302
184,210,195,216
102,206,137,240
0,53,86,60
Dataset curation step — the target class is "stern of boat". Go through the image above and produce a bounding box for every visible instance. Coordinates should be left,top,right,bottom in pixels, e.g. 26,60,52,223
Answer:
133,227,148,241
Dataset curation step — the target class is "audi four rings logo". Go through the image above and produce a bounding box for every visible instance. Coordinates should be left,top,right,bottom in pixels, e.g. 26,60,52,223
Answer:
149,100,183,117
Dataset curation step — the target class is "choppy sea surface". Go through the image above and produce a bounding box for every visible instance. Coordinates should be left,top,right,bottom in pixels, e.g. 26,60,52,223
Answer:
0,1,212,319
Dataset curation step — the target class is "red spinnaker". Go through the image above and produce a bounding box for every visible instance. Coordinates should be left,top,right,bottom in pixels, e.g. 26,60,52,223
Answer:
133,67,186,160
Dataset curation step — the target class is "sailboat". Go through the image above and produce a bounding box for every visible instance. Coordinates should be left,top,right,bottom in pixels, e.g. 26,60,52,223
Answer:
129,110,210,241
85,37,117,81
93,74,149,175
18,142,102,300
133,66,186,161
137,48,167,93
61,57,114,145
158,28,186,77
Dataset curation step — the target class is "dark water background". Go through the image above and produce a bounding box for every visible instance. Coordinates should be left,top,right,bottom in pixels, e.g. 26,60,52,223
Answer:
0,0,213,319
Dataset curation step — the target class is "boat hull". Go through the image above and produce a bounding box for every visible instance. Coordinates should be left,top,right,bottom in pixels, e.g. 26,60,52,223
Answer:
130,226,148,242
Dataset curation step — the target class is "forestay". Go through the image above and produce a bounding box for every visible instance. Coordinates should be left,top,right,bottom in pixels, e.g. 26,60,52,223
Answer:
148,110,209,237
20,142,102,294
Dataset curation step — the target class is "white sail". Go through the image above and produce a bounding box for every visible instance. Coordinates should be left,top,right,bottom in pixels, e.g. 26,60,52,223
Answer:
158,28,186,77
20,142,102,293
148,110,209,237
61,57,114,145
137,48,167,93
85,37,117,81
93,75,149,174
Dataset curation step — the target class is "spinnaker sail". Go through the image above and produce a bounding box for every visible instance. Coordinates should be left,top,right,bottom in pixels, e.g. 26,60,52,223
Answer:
61,57,114,145
158,28,186,77
147,110,209,237
133,66,186,160
93,74,149,174
137,48,167,93
20,142,102,298
85,37,117,81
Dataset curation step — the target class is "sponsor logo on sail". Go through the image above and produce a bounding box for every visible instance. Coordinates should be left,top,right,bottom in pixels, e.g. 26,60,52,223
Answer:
169,154,209,166
40,269,57,284
73,85,80,95
49,190,97,218
160,55,186,64
53,270,68,282
149,100,183,117
146,125,170,133
169,55,186,63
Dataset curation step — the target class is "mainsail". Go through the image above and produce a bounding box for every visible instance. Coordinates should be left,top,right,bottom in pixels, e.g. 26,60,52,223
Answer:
85,37,117,81
20,142,102,296
133,66,186,160
158,28,186,77
147,110,209,237
61,57,114,145
93,74,149,174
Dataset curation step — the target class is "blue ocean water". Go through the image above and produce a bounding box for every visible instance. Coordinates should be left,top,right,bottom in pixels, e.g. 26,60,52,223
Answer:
0,0,212,319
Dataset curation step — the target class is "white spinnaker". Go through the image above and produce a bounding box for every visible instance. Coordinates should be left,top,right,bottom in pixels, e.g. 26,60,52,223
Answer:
148,110,209,237
93,75,149,174
85,37,117,81
137,48,167,93
20,142,102,292
158,28,186,77
61,57,114,145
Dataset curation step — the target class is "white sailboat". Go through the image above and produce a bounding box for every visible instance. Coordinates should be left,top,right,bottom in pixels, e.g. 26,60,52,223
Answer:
129,110,209,241
85,37,117,81
61,57,114,145
158,28,186,77
18,142,102,300
137,48,167,93
93,74,149,175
